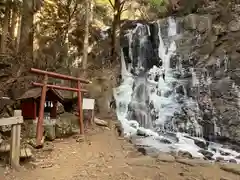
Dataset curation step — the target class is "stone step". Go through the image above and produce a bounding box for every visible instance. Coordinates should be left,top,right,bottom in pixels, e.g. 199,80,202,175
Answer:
0,143,32,158
0,143,10,152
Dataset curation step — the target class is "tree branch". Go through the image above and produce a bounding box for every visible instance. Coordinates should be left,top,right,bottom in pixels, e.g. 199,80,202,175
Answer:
108,0,114,8
120,3,124,12
120,0,126,5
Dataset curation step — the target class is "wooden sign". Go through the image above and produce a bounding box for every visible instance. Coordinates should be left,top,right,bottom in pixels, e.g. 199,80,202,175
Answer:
83,98,95,110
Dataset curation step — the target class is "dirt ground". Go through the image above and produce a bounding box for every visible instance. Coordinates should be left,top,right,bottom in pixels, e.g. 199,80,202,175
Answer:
1,124,240,180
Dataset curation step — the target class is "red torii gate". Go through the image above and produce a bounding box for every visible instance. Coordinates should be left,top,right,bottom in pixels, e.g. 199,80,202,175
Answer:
30,68,91,146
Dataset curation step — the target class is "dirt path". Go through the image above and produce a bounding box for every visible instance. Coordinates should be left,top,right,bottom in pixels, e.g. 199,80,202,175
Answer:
1,125,240,180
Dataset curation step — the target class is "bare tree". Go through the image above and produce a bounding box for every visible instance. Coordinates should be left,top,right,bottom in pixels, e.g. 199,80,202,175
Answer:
82,0,90,71
108,0,126,63
1,0,11,53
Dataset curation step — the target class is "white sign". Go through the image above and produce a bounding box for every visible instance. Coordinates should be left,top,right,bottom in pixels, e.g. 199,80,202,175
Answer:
83,98,95,110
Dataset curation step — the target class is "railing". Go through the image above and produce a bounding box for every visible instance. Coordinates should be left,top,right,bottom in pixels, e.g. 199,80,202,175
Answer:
0,110,23,169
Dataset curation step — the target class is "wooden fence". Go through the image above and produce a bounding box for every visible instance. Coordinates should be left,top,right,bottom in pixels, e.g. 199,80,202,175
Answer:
0,110,23,169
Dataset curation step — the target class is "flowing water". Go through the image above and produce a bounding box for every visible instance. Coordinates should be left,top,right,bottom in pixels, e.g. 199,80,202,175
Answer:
113,18,240,162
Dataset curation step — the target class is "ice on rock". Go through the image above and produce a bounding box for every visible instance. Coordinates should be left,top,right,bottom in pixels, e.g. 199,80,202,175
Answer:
114,17,240,162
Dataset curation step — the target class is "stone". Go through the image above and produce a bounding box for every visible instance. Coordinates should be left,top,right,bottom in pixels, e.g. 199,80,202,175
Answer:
220,163,240,175
44,123,56,141
228,20,240,32
115,121,123,137
20,148,33,158
178,150,193,159
183,14,212,33
229,159,237,164
94,118,108,127
215,156,224,162
212,23,227,35
136,129,149,137
198,149,214,160
55,118,73,138
156,153,175,162
0,143,10,152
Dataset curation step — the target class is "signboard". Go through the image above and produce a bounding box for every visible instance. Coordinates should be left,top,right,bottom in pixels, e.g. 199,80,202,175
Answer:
83,98,95,110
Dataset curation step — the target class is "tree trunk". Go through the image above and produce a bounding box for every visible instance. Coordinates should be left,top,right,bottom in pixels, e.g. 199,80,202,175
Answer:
82,0,90,71
111,0,121,63
9,1,18,49
19,0,34,60
1,1,11,53
15,15,22,52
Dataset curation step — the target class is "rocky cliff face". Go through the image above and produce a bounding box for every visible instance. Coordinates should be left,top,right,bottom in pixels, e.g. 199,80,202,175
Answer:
118,0,240,148
176,1,240,144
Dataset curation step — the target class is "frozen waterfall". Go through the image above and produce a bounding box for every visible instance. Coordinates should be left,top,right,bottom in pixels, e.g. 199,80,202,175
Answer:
113,18,240,163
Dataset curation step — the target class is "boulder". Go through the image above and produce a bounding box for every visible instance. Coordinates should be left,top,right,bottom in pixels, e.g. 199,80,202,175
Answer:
228,20,240,32
94,118,108,127
178,150,193,159
198,149,214,160
44,123,56,141
229,159,237,164
55,118,73,138
136,129,149,137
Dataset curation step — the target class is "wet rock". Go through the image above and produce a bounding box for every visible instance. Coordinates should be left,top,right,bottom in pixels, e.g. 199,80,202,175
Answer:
178,150,193,159
193,139,208,149
229,159,237,164
136,129,150,137
115,121,123,137
157,138,172,144
219,150,231,156
137,147,147,155
198,149,214,160
216,156,224,162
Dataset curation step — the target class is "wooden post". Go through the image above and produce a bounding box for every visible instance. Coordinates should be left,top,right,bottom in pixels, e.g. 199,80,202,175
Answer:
36,75,48,146
77,80,84,134
10,110,22,169
91,110,94,125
